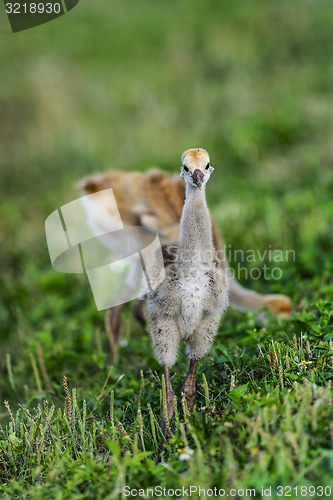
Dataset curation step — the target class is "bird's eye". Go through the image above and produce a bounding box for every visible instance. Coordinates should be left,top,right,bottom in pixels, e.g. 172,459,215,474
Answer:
205,163,210,170
183,165,189,172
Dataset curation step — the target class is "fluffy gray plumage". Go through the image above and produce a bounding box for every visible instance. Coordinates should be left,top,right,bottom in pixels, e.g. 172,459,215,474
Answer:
145,148,229,367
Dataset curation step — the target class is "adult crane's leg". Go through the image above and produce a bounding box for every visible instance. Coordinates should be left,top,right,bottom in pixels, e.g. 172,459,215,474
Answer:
105,260,143,361
182,359,199,413
134,300,147,327
104,305,124,362
161,365,175,440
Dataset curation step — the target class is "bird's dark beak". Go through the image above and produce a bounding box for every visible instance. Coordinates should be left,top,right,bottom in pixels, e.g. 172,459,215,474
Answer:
192,169,204,188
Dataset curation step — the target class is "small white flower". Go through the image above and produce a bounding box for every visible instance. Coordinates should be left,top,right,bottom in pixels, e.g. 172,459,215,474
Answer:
298,360,313,369
178,447,194,461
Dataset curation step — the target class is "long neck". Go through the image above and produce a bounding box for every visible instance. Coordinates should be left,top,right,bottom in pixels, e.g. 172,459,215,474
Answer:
179,183,214,264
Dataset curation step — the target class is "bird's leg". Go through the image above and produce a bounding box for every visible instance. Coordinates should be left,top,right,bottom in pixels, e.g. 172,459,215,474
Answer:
181,359,199,413
104,305,124,362
161,365,175,440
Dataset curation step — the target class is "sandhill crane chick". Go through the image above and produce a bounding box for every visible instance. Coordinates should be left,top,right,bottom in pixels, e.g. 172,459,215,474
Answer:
145,148,229,437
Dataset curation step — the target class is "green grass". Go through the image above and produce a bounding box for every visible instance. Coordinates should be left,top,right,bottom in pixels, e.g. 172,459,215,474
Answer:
1,0,333,497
